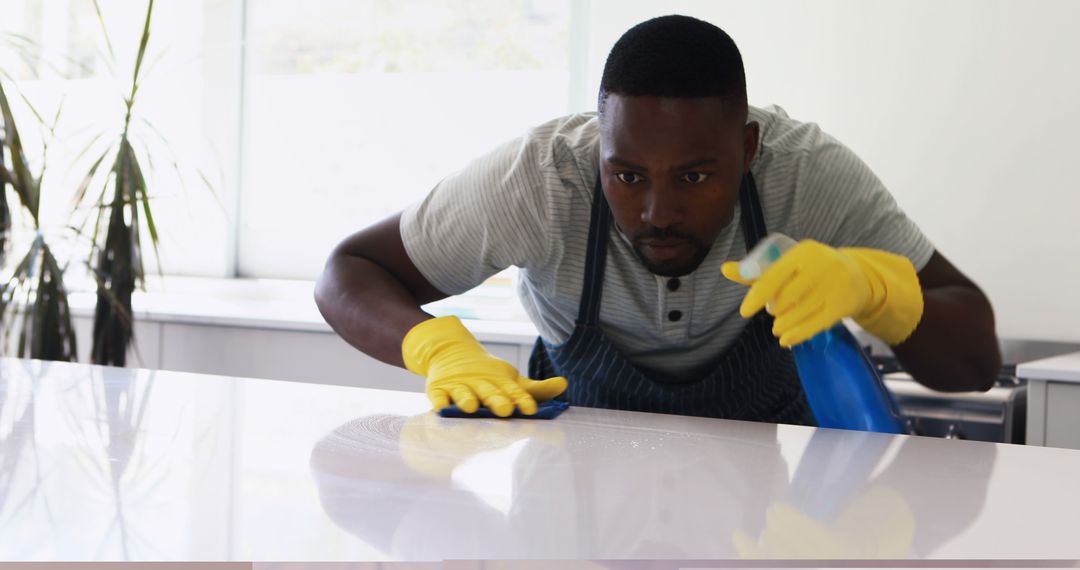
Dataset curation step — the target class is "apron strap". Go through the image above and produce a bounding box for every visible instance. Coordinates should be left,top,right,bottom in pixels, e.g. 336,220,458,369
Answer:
739,172,767,250
577,177,611,326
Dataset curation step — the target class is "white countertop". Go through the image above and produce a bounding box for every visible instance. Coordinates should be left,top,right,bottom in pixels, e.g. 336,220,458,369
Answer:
1,358,1079,561
1017,351,1080,384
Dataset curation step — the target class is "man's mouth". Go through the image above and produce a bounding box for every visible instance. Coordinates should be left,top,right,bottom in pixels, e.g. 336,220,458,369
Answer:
640,238,689,259
641,238,687,248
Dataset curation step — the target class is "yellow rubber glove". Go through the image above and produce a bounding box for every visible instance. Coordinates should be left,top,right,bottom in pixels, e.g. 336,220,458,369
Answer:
402,316,568,417
721,241,923,347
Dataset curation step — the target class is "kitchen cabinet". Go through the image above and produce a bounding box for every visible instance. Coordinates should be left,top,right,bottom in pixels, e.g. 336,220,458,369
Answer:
67,313,534,393
1019,351,1080,449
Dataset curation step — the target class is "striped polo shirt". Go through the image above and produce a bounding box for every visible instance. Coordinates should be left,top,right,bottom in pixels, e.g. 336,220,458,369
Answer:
401,105,934,378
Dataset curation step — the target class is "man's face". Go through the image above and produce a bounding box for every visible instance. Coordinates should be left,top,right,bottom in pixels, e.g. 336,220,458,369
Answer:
599,95,758,277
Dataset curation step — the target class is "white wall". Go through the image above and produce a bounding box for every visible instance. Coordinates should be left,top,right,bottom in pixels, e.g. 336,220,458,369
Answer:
582,0,1080,343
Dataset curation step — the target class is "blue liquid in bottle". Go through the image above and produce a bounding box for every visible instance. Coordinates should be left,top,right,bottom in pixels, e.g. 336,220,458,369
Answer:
791,324,905,433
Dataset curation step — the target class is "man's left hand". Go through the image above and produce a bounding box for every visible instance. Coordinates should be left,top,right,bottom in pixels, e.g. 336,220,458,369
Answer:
721,240,924,348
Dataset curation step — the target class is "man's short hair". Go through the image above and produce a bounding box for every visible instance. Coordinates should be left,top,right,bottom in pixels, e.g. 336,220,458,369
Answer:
598,15,747,118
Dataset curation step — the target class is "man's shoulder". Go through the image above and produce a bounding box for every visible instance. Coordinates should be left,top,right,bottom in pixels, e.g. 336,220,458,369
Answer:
508,113,599,207
523,112,600,167
442,112,598,203
746,105,847,232
529,112,599,138
749,104,833,162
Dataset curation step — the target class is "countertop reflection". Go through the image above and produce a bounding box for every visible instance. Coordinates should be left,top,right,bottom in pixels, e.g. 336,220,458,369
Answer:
1,358,1078,561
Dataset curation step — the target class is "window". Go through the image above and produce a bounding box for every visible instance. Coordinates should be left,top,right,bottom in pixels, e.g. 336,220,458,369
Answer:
1,0,232,277
239,0,574,279
2,0,578,286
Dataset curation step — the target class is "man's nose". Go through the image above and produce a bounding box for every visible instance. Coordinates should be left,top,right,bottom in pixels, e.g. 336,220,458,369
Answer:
641,183,684,229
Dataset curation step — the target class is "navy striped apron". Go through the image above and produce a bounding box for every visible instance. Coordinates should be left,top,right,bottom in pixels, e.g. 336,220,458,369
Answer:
529,173,815,425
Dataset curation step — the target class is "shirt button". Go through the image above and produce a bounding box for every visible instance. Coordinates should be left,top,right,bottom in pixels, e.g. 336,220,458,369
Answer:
667,278,680,292
668,310,682,322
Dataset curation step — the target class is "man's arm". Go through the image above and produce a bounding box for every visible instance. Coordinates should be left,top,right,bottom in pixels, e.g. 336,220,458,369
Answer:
891,251,1001,392
314,212,446,368
315,211,568,414
785,132,1001,392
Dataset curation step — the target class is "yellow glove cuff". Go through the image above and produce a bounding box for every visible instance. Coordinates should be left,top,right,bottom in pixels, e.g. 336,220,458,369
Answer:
401,315,483,377
842,248,924,345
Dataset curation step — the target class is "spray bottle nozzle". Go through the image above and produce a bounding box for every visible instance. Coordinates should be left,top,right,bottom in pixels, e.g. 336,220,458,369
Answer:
738,233,799,280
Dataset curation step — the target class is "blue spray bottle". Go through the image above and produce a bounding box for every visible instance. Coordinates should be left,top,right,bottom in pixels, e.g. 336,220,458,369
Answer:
739,234,906,434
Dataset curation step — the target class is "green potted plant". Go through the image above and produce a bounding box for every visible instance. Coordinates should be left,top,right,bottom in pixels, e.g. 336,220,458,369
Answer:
1,0,201,366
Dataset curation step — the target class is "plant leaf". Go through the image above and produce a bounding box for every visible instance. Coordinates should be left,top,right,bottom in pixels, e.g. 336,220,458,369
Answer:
0,80,40,222
40,243,77,360
139,117,223,209
91,0,116,62
128,143,159,276
129,0,155,103
72,146,113,210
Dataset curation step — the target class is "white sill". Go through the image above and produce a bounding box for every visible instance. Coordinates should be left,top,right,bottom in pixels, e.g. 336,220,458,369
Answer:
63,275,540,346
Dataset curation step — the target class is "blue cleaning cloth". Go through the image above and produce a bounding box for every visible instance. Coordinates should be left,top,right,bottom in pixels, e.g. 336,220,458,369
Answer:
438,399,569,419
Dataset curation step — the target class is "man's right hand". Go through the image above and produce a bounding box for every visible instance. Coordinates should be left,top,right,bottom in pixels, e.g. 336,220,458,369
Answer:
402,316,568,417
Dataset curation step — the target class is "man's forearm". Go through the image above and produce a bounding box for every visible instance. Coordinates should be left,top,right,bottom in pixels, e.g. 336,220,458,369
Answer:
891,285,1001,392
314,254,431,368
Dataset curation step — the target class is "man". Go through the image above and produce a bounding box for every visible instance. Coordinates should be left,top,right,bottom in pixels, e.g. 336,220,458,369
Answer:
315,15,1000,423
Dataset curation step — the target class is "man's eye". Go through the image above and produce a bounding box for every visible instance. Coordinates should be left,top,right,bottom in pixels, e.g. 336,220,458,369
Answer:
616,172,642,184
682,172,709,184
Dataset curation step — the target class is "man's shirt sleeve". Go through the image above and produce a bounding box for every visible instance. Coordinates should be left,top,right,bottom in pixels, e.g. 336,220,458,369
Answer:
400,134,555,295
794,131,936,271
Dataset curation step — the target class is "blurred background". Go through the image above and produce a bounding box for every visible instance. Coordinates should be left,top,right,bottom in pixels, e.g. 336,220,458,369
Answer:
0,0,1077,380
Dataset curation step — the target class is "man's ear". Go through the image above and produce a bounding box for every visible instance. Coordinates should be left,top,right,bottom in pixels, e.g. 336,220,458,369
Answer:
743,121,760,174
